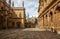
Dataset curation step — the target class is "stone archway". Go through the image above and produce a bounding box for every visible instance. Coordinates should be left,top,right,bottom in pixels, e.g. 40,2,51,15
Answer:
12,22,15,28
17,22,21,28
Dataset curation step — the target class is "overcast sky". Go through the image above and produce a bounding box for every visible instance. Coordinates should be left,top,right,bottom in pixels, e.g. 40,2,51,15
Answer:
7,0,39,18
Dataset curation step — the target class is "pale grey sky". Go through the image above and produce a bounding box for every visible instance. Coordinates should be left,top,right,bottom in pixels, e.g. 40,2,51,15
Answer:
7,0,39,18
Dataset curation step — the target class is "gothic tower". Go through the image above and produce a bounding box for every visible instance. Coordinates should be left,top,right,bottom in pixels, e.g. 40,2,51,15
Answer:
22,1,24,7
12,1,14,7
27,13,29,19
9,0,11,5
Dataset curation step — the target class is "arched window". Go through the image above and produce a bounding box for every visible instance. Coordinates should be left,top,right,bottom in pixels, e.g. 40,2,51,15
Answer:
50,11,53,22
56,6,60,11
46,15,47,19
17,22,21,28
12,22,15,27
19,13,21,18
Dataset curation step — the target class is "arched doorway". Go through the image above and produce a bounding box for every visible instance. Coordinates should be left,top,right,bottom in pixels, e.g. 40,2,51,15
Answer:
12,22,15,28
17,22,21,28
49,11,53,27
56,6,60,11
50,11,53,22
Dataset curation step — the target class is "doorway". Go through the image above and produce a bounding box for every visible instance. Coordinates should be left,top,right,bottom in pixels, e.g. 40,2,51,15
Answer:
17,22,21,28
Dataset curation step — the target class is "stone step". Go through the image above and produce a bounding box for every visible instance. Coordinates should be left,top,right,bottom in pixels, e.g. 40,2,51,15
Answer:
22,28,49,31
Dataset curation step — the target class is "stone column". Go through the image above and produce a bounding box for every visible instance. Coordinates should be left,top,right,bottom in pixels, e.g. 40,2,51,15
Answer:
43,15,46,29
40,17,43,28
38,17,41,28
37,17,40,28
42,16,44,28
39,17,42,28
47,13,50,29
53,6,57,27
46,14,48,29
44,15,48,29
51,9,55,28
42,16,44,27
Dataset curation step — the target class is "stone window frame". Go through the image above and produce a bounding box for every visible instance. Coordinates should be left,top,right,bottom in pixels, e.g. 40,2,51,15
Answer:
50,11,53,22
19,12,21,18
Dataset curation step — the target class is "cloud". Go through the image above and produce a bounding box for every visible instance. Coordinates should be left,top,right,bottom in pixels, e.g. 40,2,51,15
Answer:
11,0,39,18
24,0,39,18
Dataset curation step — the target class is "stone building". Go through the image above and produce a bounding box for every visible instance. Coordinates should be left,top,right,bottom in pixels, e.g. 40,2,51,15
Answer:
27,17,37,24
11,7,26,28
38,0,60,31
0,0,26,29
10,1,26,28
0,0,14,29
26,16,37,28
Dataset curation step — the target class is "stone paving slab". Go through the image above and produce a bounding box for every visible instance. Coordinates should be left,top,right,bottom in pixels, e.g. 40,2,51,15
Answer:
0,28,60,39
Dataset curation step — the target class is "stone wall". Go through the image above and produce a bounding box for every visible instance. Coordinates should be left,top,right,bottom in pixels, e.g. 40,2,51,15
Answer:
38,0,60,31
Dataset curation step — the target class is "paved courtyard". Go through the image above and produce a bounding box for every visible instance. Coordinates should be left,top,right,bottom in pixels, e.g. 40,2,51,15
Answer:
0,28,60,39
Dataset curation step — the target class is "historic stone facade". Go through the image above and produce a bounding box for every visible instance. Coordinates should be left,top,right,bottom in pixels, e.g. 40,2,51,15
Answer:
11,7,26,28
0,0,26,29
38,0,60,31
10,1,26,28
0,0,14,29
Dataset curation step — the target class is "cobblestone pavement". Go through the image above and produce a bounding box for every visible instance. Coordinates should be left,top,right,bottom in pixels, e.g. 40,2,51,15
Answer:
0,28,60,39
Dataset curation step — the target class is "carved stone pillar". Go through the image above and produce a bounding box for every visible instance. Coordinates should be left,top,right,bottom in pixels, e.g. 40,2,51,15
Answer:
51,9,55,28
46,14,48,29
47,13,50,29
40,17,43,28
42,16,44,28
43,15,46,29
53,5,57,27
44,14,48,29
37,17,41,28
50,9,54,28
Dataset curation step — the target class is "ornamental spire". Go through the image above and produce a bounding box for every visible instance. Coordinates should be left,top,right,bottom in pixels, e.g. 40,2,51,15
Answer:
9,0,11,5
12,1,14,7
22,1,24,7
